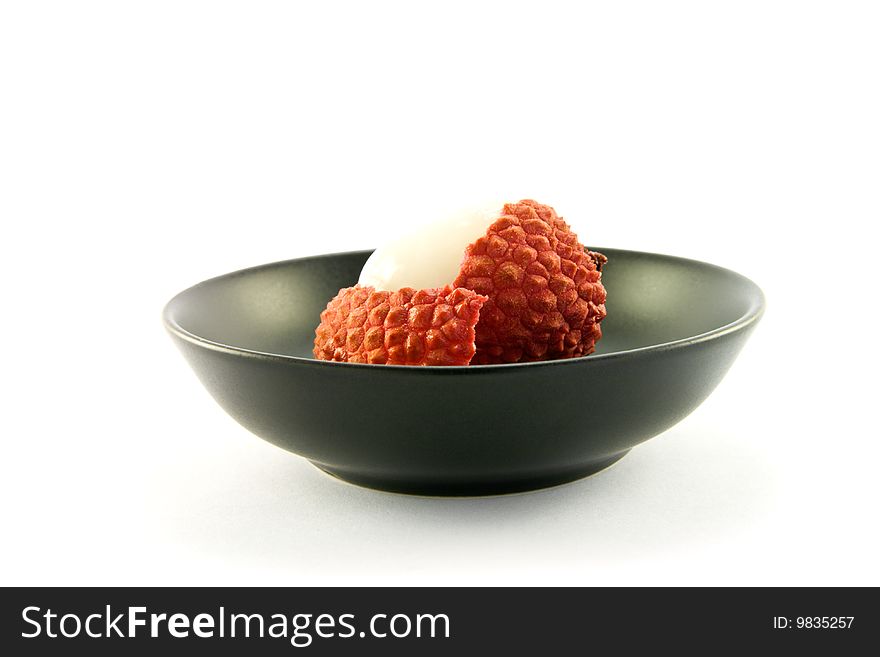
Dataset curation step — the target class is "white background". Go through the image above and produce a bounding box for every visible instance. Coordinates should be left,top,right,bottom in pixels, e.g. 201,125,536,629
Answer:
2,1,878,586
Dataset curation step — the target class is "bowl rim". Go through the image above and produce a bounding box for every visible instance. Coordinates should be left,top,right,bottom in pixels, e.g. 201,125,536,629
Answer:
163,247,765,373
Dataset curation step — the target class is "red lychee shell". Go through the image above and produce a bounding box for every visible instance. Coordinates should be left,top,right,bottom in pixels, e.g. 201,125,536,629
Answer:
313,285,488,366
452,199,607,364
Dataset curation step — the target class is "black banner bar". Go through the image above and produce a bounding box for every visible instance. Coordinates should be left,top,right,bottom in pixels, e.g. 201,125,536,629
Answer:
1,587,875,654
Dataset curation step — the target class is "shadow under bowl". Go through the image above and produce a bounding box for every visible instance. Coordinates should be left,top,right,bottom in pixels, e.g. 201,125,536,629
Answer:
163,248,764,496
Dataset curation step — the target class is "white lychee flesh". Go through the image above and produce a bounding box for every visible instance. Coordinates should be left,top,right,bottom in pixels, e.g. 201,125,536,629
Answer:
358,204,503,291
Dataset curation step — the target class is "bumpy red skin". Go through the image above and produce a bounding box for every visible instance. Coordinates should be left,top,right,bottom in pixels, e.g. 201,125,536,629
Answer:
314,285,488,366
452,199,607,364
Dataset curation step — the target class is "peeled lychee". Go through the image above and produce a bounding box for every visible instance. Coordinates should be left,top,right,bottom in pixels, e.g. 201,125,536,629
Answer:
314,199,606,366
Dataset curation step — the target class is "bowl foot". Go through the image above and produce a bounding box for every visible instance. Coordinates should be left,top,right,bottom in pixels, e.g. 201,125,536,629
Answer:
310,450,630,497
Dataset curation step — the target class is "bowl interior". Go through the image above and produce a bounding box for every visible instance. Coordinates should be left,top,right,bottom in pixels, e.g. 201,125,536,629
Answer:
166,248,762,361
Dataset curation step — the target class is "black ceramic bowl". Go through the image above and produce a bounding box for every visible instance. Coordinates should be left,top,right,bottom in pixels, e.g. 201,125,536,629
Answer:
164,248,764,496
